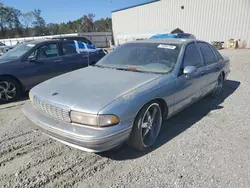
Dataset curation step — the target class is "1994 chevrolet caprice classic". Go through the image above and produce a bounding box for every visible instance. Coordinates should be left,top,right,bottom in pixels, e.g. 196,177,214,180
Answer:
23,39,230,152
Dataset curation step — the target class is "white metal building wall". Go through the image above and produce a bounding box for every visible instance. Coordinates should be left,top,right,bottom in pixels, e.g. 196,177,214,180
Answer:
112,0,250,47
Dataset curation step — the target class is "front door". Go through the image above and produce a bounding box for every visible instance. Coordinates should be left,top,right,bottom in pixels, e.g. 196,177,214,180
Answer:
21,42,64,89
174,42,206,112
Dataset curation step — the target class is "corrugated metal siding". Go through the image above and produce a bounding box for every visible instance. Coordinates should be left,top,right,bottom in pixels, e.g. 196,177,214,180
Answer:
112,0,250,47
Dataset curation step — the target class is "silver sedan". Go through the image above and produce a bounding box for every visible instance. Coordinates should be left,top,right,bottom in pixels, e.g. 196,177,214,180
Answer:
23,39,230,152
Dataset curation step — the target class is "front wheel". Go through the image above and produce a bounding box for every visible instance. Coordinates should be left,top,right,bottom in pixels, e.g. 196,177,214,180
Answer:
128,102,162,151
0,77,21,104
211,73,224,98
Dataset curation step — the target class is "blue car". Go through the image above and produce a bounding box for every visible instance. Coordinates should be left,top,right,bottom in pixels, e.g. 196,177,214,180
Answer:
150,33,196,39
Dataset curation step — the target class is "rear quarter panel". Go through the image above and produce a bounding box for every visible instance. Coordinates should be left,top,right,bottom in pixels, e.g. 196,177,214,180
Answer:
222,55,230,79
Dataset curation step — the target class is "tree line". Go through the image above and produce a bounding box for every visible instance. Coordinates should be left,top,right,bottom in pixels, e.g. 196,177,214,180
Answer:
0,3,112,39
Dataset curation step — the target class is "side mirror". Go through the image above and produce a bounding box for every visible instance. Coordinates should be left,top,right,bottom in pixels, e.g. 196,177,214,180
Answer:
28,55,36,62
183,66,197,78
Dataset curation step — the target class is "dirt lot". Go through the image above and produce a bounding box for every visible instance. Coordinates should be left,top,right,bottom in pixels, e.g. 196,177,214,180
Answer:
0,49,250,188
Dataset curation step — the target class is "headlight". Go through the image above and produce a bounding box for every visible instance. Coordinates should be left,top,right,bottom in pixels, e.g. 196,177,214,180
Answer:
29,92,34,103
70,111,119,127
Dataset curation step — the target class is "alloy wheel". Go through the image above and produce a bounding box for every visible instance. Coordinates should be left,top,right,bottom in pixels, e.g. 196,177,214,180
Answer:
0,81,17,101
213,74,224,97
141,103,162,147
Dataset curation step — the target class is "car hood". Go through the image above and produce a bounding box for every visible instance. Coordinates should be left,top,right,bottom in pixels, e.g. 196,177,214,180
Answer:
31,66,163,114
0,58,12,64
0,58,18,68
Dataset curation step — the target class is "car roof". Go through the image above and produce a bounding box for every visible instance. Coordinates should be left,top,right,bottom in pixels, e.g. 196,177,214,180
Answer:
55,36,87,39
129,38,201,45
23,39,73,45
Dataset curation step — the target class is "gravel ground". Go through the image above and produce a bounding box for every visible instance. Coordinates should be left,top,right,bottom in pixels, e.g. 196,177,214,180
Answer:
0,49,250,188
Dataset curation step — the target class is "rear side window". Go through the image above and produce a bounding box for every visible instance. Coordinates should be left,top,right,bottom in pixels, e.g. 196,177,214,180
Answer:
182,43,202,68
62,41,77,55
67,37,91,45
198,42,217,65
78,37,92,45
210,45,223,61
77,41,85,49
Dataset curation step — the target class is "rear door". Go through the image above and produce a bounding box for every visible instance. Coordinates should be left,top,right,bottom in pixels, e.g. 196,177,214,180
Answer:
60,41,89,71
197,42,221,95
174,42,206,111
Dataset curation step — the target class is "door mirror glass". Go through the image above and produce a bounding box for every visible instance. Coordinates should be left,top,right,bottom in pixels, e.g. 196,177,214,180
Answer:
183,66,197,75
28,55,37,62
28,50,37,62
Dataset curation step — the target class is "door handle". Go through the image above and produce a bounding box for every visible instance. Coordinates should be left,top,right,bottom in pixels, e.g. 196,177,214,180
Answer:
216,66,220,70
201,71,205,76
53,59,62,63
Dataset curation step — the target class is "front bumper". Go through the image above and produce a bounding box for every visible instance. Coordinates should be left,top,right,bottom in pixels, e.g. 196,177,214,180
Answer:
23,102,132,153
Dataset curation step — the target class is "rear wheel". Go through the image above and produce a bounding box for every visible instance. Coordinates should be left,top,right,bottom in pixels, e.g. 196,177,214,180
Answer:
211,73,224,98
0,77,21,104
128,102,162,151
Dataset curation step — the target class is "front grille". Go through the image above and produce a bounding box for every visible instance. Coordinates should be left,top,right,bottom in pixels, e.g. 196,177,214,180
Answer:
33,96,71,122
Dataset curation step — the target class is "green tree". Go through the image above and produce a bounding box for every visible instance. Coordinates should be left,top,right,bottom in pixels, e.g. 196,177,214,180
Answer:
0,3,22,38
94,17,112,32
0,2,113,39
58,22,68,34
82,13,95,32
47,23,59,35
21,12,34,37
32,9,46,35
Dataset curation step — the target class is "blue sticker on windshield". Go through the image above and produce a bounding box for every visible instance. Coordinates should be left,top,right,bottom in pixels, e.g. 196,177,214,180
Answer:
157,44,176,50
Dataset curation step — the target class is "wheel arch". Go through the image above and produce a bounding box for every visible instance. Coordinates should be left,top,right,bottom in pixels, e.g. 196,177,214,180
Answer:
0,75,24,91
128,97,169,150
154,98,169,120
135,98,169,121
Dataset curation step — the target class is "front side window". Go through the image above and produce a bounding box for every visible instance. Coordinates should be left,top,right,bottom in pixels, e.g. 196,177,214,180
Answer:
96,43,181,73
62,41,77,55
34,43,59,60
182,43,202,68
198,42,217,65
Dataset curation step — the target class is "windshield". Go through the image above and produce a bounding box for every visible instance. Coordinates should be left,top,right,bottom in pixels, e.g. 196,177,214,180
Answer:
0,43,36,60
96,43,181,73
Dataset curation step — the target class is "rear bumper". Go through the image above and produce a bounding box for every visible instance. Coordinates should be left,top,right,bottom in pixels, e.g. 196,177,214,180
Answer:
23,102,132,153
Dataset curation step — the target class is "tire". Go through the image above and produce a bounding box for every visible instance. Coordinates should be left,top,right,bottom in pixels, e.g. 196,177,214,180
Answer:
211,73,224,98
0,77,21,104
128,102,162,151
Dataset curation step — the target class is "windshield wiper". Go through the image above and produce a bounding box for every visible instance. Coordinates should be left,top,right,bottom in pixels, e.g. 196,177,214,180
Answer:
94,64,106,68
95,65,159,74
115,67,153,73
